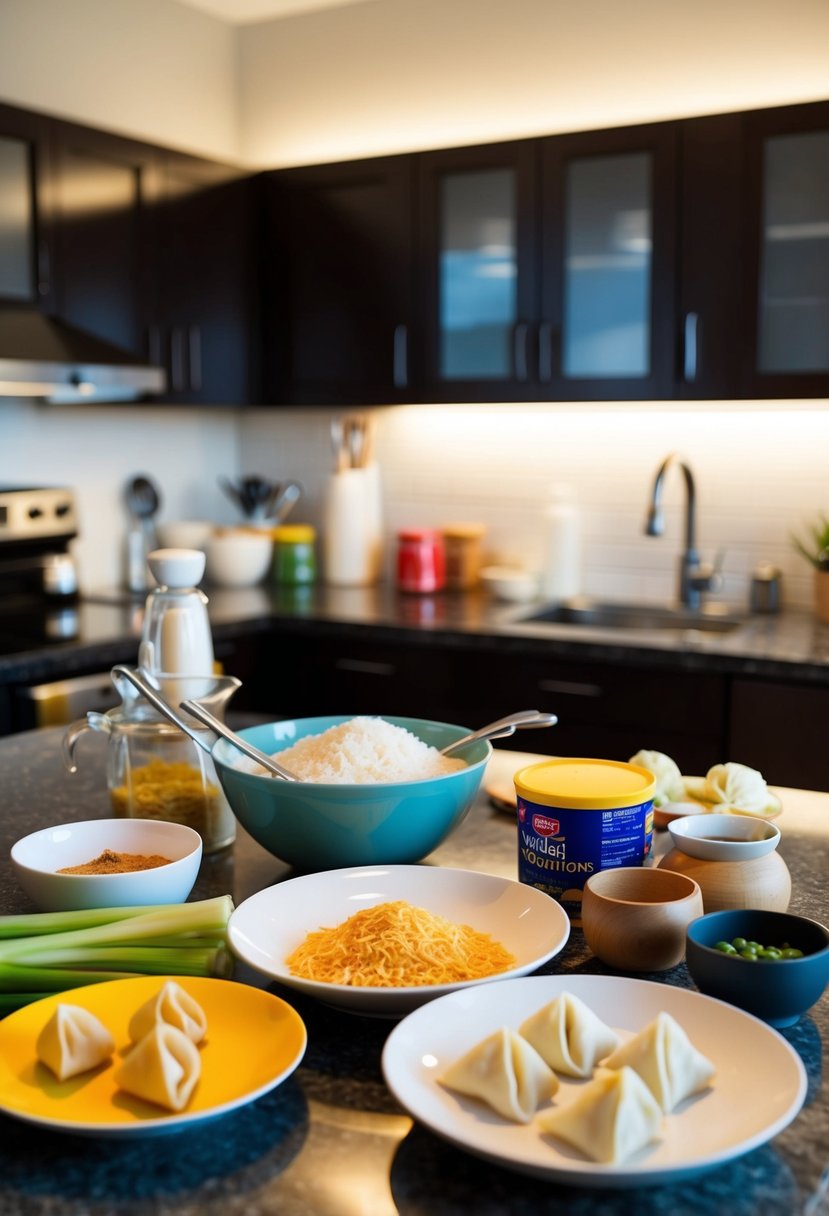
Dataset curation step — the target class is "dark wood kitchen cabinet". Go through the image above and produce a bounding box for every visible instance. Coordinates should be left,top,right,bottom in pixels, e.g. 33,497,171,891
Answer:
678,99,829,400
728,676,829,791
44,112,254,404
0,102,53,310
261,155,416,405
150,152,255,405
417,124,678,402
48,121,156,358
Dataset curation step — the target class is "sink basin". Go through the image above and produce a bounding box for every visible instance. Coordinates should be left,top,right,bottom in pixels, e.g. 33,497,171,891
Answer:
518,599,744,634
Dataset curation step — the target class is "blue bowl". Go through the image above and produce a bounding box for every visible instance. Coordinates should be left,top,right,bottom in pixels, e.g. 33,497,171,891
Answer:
686,908,829,1027
210,715,491,871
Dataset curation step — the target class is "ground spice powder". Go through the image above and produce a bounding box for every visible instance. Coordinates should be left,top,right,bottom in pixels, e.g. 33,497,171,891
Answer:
57,849,172,875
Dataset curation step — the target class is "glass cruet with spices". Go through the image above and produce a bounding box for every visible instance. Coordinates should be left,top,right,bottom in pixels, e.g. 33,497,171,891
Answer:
63,549,238,853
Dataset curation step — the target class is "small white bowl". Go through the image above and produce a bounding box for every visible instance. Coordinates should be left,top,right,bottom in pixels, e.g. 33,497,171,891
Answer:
205,530,272,588
11,819,202,912
480,565,540,603
667,813,781,862
156,520,214,551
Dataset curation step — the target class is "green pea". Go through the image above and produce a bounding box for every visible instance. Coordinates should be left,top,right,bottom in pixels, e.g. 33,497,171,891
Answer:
739,948,759,960
757,947,781,960
732,937,748,950
747,941,763,952
715,941,737,954
781,948,804,959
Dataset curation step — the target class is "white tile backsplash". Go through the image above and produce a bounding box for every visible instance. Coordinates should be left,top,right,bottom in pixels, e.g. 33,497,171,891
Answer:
239,399,829,612
1,395,825,610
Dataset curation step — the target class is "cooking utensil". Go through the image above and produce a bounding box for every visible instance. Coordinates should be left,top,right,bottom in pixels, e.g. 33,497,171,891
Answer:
219,477,302,523
440,709,558,756
124,475,161,593
125,475,161,523
110,665,298,782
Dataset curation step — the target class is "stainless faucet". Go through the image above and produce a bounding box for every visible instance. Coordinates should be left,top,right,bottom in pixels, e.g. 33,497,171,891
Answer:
645,453,716,610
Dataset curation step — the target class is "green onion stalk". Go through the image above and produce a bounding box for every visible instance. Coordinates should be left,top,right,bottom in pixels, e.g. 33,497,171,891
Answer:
0,895,234,1014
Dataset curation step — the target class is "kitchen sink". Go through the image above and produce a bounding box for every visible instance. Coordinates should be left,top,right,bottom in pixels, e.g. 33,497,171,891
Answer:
517,599,745,634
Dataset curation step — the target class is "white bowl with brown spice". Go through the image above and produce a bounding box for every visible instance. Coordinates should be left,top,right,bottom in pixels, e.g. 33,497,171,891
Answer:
10,818,202,912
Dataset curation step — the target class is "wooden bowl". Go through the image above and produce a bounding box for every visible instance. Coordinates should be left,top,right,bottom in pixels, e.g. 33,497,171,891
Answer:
657,847,791,914
581,867,704,972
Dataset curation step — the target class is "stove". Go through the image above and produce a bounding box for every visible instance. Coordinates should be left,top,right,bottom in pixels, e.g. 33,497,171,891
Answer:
0,486,80,646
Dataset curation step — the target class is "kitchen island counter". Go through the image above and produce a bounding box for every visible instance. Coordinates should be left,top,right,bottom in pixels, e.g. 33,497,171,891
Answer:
0,733,826,1216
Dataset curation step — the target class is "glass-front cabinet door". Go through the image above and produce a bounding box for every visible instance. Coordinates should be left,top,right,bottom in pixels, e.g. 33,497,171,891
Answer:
742,101,829,397
538,123,678,400
417,141,538,400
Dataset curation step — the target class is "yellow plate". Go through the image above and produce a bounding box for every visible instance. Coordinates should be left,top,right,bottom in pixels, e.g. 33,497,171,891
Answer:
0,975,306,1138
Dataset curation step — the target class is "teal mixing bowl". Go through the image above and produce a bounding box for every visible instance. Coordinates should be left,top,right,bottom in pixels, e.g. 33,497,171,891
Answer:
210,716,492,871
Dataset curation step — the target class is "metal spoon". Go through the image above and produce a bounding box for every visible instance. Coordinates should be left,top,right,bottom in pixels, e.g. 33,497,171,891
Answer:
180,698,299,781
125,475,161,521
111,665,298,781
440,709,558,757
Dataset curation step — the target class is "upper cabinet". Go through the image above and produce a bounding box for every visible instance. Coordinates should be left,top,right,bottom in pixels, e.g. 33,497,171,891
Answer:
48,121,156,357
150,152,254,405
264,98,829,405
417,125,678,402
679,99,829,399
261,156,415,405
0,103,53,310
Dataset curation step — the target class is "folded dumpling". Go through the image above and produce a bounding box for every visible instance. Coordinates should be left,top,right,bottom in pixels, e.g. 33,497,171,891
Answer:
128,980,207,1046
519,991,620,1078
628,750,685,807
703,762,770,813
537,1066,663,1164
113,1023,201,1112
36,1004,115,1081
440,1026,558,1123
602,1011,715,1113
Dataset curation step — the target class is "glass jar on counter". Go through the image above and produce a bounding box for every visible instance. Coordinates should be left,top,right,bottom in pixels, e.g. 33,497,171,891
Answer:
442,522,486,590
64,673,238,854
396,529,446,593
271,524,317,586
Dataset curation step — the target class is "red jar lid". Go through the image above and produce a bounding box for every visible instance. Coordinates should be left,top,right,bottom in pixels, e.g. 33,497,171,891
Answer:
398,528,441,543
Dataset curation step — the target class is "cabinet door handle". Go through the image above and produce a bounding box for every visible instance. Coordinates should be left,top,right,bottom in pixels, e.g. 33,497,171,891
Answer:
334,658,397,677
513,322,529,382
170,327,186,392
683,312,698,383
538,321,555,383
538,677,603,698
393,324,408,389
188,325,202,392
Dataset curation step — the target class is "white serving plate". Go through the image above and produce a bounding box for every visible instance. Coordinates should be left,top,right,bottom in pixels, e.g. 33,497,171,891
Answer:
227,865,570,1016
382,973,807,1187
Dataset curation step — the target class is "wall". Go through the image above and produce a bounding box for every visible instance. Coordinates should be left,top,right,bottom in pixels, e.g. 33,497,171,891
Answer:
0,0,239,161
237,0,829,167
0,0,826,608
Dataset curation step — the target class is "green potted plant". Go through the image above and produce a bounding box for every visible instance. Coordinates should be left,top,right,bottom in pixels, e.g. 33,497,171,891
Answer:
792,515,829,623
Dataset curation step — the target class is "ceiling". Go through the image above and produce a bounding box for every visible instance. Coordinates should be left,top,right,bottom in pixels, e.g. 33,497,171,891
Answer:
176,0,374,23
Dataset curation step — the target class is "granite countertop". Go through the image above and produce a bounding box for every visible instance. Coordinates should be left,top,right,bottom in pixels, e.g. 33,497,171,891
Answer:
0,736,826,1215
2,581,829,687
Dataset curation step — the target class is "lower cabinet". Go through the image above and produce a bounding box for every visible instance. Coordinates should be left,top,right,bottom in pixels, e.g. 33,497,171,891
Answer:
254,631,729,777
728,678,829,791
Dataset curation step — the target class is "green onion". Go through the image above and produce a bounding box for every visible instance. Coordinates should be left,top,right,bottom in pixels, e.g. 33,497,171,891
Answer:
0,896,234,1013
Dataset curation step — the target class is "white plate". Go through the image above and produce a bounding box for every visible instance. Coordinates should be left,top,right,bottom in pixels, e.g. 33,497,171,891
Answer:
0,976,307,1138
382,974,807,1187
228,865,570,1016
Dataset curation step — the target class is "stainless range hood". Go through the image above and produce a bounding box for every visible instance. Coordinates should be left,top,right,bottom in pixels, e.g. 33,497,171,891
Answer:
0,309,166,403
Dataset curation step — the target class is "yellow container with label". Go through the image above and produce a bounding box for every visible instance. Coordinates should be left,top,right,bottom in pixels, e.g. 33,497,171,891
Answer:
514,758,656,922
